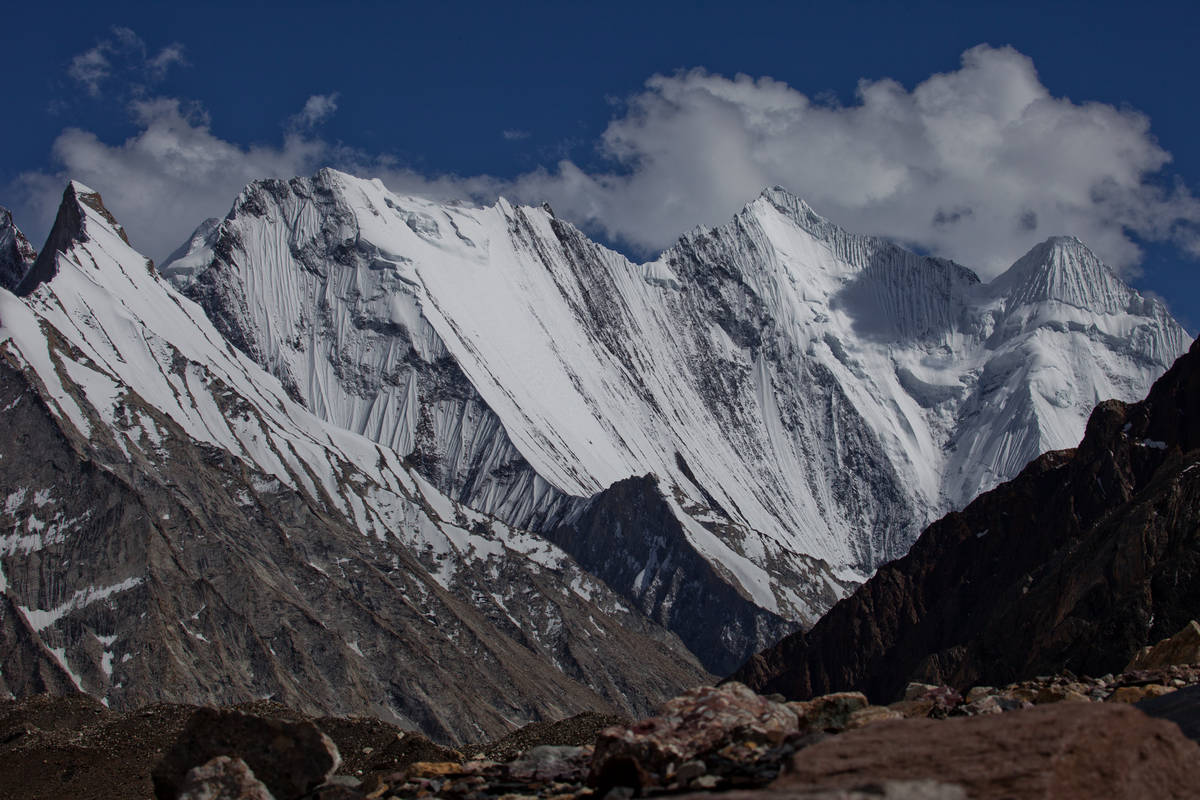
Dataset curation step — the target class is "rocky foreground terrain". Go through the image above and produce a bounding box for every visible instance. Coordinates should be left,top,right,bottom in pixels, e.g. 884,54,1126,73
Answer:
4,620,1200,799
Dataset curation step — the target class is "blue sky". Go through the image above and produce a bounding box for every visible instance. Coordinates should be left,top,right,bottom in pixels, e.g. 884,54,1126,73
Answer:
4,0,1200,329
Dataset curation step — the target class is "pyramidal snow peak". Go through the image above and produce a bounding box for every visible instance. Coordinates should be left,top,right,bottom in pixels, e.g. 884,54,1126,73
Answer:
0,182,710,742
157,168,1188,673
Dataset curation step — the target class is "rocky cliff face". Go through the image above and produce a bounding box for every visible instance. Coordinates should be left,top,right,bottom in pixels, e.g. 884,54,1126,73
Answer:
169,170,1188,671
732,336,1200,702
0,183,709,743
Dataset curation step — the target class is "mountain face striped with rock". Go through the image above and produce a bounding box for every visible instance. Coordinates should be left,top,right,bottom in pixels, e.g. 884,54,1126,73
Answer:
0,184,708,743
732,335,1200,703
170,169,1186,671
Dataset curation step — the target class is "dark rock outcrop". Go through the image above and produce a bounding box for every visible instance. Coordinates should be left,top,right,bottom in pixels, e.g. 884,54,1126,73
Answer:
733,337,1200,702
0,595,80,698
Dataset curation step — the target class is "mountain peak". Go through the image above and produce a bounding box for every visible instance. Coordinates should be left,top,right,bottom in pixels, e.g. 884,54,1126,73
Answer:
66,181,128,242
991,234,1133,314
161,217,221,288
16,182,133,296
0,207,37,292
753,185,821,223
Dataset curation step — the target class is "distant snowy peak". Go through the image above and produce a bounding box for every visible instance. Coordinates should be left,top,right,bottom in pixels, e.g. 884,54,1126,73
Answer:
666,184,984,345
739,190,1161,325
748,185,978,283
161,217,220,288
720,189,1182,354
984,235,1188,366
994,235,1137,314
0,206,36,291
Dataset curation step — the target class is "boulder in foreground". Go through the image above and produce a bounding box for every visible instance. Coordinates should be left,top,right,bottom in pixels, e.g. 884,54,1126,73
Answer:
774,702,1200,800
152,708,340,800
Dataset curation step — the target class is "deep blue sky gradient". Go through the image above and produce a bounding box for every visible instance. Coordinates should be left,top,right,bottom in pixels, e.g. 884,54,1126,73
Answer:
4,0,1199,326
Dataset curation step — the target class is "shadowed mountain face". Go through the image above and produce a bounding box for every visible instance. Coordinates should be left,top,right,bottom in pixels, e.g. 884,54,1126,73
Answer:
732,337,1200,702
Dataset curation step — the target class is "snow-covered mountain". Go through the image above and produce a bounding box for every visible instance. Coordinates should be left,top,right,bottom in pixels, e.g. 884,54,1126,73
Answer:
0,182,708,742
170,170,1189,670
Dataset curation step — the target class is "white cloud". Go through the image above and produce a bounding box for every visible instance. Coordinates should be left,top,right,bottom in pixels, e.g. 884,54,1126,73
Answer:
508,45,1200,277
67,47,112,97
146,43,188,80
66,27,186,98
19,44,1200,282
502,129,530,141
290,93,340,130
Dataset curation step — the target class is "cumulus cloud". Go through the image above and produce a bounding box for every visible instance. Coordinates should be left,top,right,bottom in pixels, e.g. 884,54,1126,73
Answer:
66,27,186,97
19,43,1200,280
508,45,1200,277
502,129,531,141
289,93,340,130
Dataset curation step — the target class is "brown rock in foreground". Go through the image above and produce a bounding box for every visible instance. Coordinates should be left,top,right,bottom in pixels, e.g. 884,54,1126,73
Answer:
591,683,800,790
1127,619,1200,671
776,702,1200,800
674,781,968,799
176,756,275,800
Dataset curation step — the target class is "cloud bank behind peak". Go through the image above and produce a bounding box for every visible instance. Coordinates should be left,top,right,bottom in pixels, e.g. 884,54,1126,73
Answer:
15,44,1200,282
